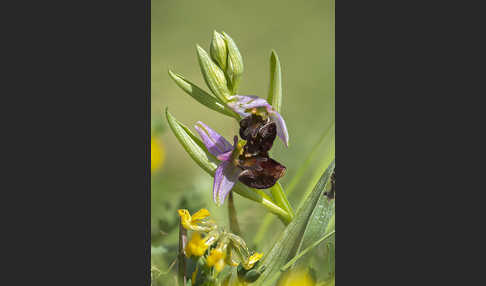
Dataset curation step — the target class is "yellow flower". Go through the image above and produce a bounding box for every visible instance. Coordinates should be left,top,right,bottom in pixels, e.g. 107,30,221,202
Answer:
277,269,316,286
185,232,210,257
178,209,211,231
243,252,263,270
151,138,165,172
207,249,226,272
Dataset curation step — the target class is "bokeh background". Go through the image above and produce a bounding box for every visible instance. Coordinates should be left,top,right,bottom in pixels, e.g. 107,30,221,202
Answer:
151,0,334,284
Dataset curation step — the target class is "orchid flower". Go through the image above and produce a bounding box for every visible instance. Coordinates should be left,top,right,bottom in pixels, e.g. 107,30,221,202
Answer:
194,121,243,206
227,95,289,147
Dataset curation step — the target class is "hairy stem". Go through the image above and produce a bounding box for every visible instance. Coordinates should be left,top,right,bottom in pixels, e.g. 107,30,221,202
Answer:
228,192,242,235
177,219,187,286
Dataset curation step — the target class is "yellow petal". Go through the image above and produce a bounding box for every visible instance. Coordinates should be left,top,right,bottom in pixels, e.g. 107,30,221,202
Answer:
178,209,192,230
185,232,209,257
245,252,263,269
207,249,224,266
214,259,225,272
191,208,210,222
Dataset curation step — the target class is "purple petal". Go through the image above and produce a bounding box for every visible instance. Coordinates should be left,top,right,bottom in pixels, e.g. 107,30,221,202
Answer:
227,95,270,116
269,111,289,147
195,121,233,157
217,150,233,161
213,161,242,205
216,136,238,161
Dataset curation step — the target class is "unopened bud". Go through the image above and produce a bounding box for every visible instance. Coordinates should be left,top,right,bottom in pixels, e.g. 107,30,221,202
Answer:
222,32,244,93
196,45,231,102
210,31,228,70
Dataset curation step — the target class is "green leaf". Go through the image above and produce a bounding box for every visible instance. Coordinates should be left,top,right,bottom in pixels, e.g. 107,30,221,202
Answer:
296,193,335,255
165,107,219,174
255,160,335,285
168,70,237,119
165,108,291,223
281,229,335,271
267,50,282,113
196,45,230,103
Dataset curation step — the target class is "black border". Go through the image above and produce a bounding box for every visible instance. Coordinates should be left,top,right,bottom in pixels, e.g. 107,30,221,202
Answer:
3,0,151,284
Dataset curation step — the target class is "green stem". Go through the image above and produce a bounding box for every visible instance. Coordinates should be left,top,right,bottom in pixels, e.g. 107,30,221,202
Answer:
280,230,335,271
269,182,294,220
228,192,242,235
177,219,187,286
232,184,291,225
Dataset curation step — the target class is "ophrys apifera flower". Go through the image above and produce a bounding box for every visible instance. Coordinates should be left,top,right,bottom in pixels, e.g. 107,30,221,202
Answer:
195,120,286,205
227,95,289,147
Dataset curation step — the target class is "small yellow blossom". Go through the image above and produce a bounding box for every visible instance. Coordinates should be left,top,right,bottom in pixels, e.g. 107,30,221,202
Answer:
243,252,263,270
185,232,209,257
178,209,211,231
277,269,316,286
151,138,165,173
207,249,226,272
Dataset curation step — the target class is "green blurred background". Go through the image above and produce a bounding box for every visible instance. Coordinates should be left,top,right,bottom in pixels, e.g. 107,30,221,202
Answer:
151,0,334,284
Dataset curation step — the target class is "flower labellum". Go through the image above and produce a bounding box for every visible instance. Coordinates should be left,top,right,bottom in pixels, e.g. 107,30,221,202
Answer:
227,95,289,147
237,114,286,189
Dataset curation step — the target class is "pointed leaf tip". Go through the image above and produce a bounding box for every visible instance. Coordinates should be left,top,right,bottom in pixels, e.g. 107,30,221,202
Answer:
267,50,282,113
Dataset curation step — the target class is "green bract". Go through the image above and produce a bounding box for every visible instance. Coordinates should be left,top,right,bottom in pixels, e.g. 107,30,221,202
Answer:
167,70,237,119
196,45,231,103
267,50,283,113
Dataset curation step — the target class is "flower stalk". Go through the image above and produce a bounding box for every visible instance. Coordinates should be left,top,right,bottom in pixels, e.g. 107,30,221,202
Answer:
178,216,187,286
228,192,242,236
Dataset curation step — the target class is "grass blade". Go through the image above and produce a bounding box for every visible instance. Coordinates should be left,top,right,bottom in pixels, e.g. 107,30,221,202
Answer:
255,160,335,285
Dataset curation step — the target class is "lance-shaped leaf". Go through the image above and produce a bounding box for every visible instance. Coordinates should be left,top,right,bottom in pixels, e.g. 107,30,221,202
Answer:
196,45,231,103
267,50,282,113
165,108,291,223
168,70,237,119
254,160,335,285
281,195,335,274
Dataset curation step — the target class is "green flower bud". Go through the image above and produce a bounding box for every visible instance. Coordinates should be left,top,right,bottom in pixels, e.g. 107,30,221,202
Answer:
196,45,231,103
222,32,244,93
210,31,227,71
